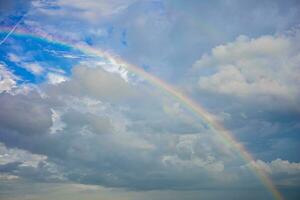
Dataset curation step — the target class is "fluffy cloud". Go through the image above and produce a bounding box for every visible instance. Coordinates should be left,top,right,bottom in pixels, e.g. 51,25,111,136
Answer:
0,143,47,167
47,73,68,85
1,40,299,192
0,60,246,190
0,92,52,135
0,63,17,93
189,30,300,164
193,30,300,109
0,142,63,182
246,159,300,186
1,1,300,199
44,65,137,102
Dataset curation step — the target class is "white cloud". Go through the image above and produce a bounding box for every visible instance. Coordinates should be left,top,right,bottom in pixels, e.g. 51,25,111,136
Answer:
8,54,44,75
47,73,68,85
161,134,228,174
0,142,65,182
245,159,300,186
22,62,44,75
50,109,66,134
8,53,21,63
193,30,300,107
79,59,130,82
0,59,297,191
162,154,224,173
0,174,19,180
0,62,237,189
0,1,299,196
250,159,300,175
0,63,17,93
0,143,47,168
97,61,129,82
48,65,136,101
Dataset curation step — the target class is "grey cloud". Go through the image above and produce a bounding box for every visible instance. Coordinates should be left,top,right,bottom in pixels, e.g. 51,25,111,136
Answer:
0,63,246,190
45,65,136,102
186,28,300,164
0,59,298,193
0,142,63,182
1,1,300,197
0,92,52,135
62,110,113,134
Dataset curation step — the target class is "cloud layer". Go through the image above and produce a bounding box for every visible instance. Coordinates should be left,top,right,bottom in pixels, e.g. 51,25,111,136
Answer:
1,0,300,199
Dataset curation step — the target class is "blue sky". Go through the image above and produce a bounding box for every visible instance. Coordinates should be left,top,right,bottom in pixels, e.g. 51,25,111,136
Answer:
0,0,300,200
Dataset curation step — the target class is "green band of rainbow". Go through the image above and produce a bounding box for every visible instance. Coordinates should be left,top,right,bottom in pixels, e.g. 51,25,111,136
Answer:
0,28,284,200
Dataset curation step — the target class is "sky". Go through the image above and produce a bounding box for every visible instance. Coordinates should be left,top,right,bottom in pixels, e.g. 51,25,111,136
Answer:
0,0,300,200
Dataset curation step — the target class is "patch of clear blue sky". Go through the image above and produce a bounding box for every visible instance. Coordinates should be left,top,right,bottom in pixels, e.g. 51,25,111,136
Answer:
0,32,82,83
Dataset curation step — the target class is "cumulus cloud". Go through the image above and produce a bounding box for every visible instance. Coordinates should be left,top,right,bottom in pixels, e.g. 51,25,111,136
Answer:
187,29,300,163
162,134,225,174
0,142,63,182
45,65,136,102
0,61,246,190
0,63,17,93
1,48,299,192
245,159,300,186
0,143,47,167
193,30,300,109
0,92,52,135
1,30,299,194
1,1,300,199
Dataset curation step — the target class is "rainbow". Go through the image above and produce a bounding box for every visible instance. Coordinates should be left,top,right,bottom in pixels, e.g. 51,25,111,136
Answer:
0,28,284,200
